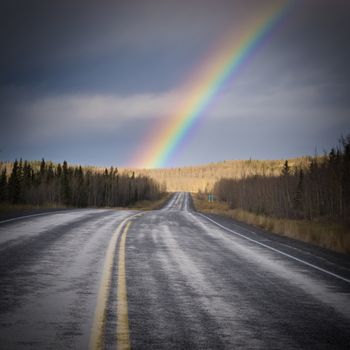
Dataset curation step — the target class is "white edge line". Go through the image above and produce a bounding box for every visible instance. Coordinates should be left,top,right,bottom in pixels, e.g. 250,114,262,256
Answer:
0,210,72,224
198,212,350,284
0,208,134,225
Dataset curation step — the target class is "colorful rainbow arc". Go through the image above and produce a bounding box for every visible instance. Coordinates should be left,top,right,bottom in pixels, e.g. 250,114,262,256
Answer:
132,1,292,169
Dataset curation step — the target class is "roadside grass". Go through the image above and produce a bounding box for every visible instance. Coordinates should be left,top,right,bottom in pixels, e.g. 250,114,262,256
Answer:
192,194,350,254
0,202,67,213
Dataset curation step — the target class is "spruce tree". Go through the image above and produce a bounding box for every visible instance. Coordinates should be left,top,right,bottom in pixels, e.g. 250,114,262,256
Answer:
40,158,46,182
57,163,62,177
47,163,54,183
8,160,22,204
0,168,8,202
61,161,71,205
281,160,290,177
342,136,350,220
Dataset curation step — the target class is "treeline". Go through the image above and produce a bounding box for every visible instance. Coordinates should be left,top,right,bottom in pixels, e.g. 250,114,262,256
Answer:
214,137,350,223
0,159,164,207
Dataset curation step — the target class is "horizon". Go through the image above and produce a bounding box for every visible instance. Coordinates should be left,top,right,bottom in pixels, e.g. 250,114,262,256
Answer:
0,147,333,171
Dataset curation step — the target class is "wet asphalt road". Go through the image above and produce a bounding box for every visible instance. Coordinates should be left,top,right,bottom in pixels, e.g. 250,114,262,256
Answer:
1,192,350,349
0,209,135,349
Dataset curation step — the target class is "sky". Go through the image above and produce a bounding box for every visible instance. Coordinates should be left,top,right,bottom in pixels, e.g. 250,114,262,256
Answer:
0,0,349,168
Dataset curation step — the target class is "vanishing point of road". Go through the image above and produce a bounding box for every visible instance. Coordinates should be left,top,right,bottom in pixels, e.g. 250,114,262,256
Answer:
0,192,350,349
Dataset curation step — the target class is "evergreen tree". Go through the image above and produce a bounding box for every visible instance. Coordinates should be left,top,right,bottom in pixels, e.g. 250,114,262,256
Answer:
342,136,350,220
8,160,22,204
23,161,33,188
0,168,7,202
61,161,71,205
76,166,87,207
40,158,46,182
57,163,62,177
281,160,290,177
47,163,54,182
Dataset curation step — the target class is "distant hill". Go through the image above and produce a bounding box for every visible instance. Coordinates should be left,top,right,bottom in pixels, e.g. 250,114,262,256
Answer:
123,157,313,192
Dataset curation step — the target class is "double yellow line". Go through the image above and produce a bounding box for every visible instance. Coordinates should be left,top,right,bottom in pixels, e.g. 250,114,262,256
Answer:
90,215,139,350
117,222,131,350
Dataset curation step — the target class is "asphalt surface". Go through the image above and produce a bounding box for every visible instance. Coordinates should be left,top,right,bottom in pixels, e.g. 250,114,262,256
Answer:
1,192,350,349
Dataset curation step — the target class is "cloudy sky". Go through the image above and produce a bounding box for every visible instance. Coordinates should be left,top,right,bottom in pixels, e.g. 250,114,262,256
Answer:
1,0,349,168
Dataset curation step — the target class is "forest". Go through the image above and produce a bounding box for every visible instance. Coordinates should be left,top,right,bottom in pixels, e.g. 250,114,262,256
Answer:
213,136,350,224
0,160,163,208
1,136,349,228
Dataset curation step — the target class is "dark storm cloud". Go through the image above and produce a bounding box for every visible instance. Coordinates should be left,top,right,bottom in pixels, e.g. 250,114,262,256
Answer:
2,0,349,95
1,0,124,89
277,0,350,106
0,0,242,92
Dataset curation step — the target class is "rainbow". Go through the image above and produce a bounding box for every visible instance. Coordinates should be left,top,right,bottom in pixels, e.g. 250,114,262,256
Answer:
132,1,292,168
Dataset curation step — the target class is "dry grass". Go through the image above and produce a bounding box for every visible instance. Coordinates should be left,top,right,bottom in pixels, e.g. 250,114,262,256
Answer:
192,195,350,254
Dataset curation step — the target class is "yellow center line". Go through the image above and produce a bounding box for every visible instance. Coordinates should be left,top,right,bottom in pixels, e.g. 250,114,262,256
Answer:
89,218,132,350
117,221,132,350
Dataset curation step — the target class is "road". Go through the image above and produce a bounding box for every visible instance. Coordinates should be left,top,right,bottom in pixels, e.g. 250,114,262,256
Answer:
0,192,350,349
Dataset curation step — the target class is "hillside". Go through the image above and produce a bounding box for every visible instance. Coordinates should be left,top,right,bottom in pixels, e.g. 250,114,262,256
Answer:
124,157,313,192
